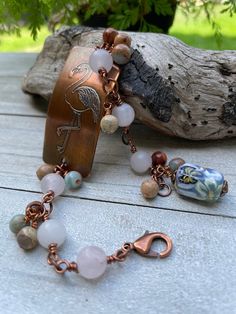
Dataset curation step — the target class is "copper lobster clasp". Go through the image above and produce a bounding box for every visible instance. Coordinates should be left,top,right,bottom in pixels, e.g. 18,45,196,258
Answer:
133,231,173,258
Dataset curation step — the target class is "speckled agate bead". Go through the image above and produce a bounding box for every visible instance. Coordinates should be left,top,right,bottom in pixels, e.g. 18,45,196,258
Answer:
36,164,55,180
9,214,27,234
112,44,131,65
16,226,38,250
114,33,132,47
168,158,185,172
64,171,82,190
141,179,159,199
100,114,119,134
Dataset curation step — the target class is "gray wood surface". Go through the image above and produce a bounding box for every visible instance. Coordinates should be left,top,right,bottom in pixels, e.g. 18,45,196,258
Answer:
0,53,235,314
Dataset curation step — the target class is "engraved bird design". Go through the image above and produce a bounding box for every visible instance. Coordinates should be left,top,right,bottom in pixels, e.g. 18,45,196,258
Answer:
57,63,100,154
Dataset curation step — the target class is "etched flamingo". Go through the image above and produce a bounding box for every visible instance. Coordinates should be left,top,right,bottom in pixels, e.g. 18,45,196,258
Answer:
57,63,100,154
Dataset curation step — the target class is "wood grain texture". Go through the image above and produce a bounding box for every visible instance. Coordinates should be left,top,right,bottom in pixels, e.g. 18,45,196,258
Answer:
0,53,236,314
21,26,236,140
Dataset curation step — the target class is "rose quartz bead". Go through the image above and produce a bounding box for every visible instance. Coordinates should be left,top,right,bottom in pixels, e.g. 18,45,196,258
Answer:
40,173,65,196
112,103,135,127
130,151,152,174
89,49,113,73
76,246,107,280
37,219,66,249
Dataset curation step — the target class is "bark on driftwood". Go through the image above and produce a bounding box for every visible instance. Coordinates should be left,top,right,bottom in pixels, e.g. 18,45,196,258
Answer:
22,26,236,140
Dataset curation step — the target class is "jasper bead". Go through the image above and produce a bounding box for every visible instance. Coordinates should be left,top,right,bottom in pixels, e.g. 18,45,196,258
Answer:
77,246,107,280
141,179,159,199
112,44,131,65
89,49,113,73
112,103,135,127
100,114,119,134
114,33,132,47
17,226,38,250
168,157,185,172
103,28,118,44
9,214,27,234
130,151,152,174
37,219,66,249
40,173,65,196
151,151,167,166
64,171,82,190
36,164,55,180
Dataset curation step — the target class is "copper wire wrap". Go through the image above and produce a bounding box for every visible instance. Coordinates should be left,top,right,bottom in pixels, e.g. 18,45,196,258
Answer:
24,191,54,228
107,242,134,264
48,243,79,274
151,165,174,197
122,127,137,153
54,161,69,177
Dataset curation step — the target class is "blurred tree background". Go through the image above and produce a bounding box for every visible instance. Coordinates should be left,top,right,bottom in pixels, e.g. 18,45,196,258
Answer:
0,0,235,51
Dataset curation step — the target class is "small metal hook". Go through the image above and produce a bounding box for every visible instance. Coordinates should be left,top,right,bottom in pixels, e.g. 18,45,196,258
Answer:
133,231,173,258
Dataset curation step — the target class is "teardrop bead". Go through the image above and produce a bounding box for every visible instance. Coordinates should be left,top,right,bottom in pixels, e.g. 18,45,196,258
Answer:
40,173,65,196
89,49,113,73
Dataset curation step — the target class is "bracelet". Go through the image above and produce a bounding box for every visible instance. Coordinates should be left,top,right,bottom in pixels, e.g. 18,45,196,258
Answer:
9,27,228,280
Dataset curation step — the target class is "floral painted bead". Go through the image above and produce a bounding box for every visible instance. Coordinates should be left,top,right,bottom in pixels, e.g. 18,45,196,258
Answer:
174,163,225,202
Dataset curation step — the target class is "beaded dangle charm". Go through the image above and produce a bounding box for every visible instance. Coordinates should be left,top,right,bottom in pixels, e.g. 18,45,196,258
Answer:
139,152,228,202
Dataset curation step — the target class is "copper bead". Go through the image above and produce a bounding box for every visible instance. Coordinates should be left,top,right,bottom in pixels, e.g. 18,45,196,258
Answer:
103,28,118,45
151,151,167,166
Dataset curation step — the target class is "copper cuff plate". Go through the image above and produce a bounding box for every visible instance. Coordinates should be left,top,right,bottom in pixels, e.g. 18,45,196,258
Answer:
43,46,120,177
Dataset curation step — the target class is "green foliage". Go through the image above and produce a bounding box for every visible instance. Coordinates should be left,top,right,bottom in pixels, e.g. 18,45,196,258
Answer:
0,0,235,44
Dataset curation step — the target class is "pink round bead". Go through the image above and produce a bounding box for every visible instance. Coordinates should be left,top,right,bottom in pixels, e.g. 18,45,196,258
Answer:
40,173,65,196
76,246,107,280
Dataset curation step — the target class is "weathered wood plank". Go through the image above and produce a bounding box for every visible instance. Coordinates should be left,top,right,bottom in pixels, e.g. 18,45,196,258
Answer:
1,188,236,314
0,53,37,77
0,114,235,217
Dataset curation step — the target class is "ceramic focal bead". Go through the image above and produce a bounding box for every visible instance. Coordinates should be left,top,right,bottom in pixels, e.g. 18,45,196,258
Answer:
112,44,131,65
130,151,152,174
112,103,135,127
100,114,119,134
37,219,66,249
40,173,65,196
168,158,185,172
103,28,118,44
89,49,113,73
76,246,107,280
16,226,38,250
151,151,167,166
174,163,225,202
64,171,82,190
9,214,27,234
36,164,55,180
141,179,159,199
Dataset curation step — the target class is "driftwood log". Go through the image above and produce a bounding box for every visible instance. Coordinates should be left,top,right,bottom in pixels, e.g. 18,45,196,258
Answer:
22,26,236,140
